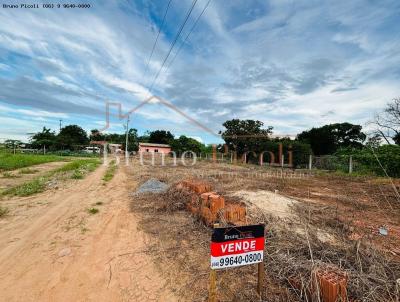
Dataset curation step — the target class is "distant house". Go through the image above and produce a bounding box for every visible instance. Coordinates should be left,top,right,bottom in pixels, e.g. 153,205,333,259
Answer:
138,142,171,154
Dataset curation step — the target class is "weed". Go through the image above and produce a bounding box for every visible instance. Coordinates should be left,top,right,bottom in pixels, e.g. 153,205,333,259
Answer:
103,160,117,182
80,227,89,234
19,168,39,174
1,172,20,178
3,177,46,196
71,170,84,179
0,205,9,217
1,159,100,197
87,207,99,214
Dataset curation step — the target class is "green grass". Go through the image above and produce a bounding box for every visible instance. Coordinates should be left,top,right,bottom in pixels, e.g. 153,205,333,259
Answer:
0,153,64,171
87,207,99,214
19,168,39,174
102,160,117,182
3,177,47,196
55,159,99,174
1,159,101,197
0,205,9,217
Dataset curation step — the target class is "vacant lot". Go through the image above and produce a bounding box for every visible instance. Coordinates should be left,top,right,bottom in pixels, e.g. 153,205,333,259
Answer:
0,157,399,301
128,158,400,301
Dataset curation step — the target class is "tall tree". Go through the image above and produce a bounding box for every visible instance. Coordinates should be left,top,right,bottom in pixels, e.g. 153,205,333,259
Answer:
30,127,57,149
371,98,400,145
220,119,273,155
57,125,88,150
169,135,204,154
125,128,139,152
297,123,366,155
148,130,174,144
89,129,105,141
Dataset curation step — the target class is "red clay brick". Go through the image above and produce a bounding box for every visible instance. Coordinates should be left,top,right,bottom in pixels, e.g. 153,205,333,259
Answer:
313,266,348,302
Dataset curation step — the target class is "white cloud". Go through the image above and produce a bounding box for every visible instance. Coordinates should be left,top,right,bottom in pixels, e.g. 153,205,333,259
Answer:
16,109,69,119
0,0,399,143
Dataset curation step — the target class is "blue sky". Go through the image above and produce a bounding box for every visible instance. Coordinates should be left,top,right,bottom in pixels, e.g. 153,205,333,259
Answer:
0,0,399,144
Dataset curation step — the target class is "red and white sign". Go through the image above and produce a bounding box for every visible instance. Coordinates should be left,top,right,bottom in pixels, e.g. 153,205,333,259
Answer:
210,224,265,270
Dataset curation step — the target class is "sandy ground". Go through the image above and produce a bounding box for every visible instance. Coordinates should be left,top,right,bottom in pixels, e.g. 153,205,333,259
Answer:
0,164,177,302
0,161,67,190
230,189,298,219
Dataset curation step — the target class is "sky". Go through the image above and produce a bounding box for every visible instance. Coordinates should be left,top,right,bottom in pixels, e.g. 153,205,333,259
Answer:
0,0,399,144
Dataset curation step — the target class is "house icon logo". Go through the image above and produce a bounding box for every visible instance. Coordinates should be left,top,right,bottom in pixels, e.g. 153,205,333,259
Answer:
97,95,220,138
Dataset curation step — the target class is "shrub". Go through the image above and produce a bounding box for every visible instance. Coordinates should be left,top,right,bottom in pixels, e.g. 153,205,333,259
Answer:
335,145,400,177
0,205,9,217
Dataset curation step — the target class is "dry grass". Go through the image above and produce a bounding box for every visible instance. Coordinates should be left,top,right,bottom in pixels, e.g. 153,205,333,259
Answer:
128,159,400,301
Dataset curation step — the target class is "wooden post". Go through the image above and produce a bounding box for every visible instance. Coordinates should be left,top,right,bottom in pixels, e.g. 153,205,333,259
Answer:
230,152,233,163
257,262,264,298
349,155,353,174
309,154,312,170
209,269,217,302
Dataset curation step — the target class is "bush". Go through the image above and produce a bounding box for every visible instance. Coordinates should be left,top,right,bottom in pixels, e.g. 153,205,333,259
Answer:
256,140,312,168
335,145,400,177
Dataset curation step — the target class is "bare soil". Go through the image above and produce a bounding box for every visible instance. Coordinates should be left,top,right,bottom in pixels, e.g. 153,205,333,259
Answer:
0,163,177,302
1,157,399,301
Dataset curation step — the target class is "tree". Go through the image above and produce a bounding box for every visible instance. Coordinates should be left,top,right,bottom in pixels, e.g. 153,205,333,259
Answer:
148,130,174,144
372,98,400,145
394,132,400,145
4,139,23,152
220,119,273,155
125,128,139,152
57,125,88,150
297,123,366,155
169,135,204,154
30,127,57,149
365,134,382,149
89,129,105,142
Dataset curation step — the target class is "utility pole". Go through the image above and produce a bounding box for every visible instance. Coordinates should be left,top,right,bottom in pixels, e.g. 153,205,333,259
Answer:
59,119,63,132
125,114,130,165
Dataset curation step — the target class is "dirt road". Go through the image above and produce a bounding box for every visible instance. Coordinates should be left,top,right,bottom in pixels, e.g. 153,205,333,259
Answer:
0,164,176,301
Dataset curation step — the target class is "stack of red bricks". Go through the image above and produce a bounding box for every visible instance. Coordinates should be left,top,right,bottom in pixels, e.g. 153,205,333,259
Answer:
312,266,348,302
177,180,246,226
289,266,348,302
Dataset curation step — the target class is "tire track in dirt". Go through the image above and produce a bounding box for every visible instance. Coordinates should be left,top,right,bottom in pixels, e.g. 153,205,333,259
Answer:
0,164,177,301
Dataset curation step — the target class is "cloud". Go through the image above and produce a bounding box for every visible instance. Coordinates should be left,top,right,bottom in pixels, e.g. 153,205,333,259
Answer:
0,0,399,143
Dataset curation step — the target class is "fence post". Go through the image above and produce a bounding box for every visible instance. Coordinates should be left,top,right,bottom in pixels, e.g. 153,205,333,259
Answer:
281,155,284,168
349,155,353,174
230,152,233,163
309,154,312,170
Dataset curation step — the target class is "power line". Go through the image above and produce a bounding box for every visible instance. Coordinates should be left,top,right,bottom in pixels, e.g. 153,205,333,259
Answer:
148,0,198,93
166,0,212,71
143,0,173,85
